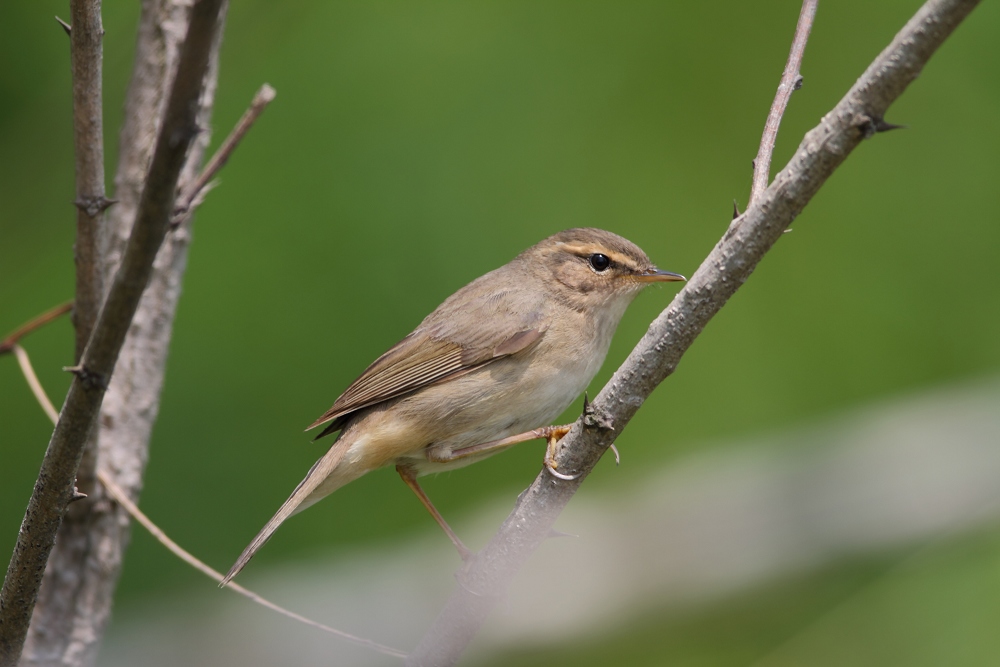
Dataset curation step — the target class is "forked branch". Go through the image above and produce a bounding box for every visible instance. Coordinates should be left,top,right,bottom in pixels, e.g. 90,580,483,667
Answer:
172,83,277,226
749,0,818,206
406,0,981,664
0,1,227,663
3,335,406,659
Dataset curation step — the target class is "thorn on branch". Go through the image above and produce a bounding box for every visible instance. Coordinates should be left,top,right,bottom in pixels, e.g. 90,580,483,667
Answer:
853,113,907,139
582,400,614,431
70,487,88,503
73,195,118,217
55,16,72,36
547,528,579,540
732,200,742,220
169,123,202,150
63,364,109,391
609,443,621,466
875,120,906,133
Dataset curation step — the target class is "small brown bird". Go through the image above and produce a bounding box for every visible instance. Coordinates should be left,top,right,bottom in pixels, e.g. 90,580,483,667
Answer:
222,228,683,584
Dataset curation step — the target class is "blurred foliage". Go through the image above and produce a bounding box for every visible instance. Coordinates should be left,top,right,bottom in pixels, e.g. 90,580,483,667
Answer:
473,527,1000,667
1,0,997,662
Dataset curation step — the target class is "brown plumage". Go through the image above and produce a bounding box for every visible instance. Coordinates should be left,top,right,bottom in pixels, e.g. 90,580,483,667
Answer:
222,228,683,584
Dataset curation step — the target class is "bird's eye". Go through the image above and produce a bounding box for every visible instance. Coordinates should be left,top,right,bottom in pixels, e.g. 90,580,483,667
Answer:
589,253,611,272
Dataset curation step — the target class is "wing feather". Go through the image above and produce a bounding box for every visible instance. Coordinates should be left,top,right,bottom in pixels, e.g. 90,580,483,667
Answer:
307,267,551,438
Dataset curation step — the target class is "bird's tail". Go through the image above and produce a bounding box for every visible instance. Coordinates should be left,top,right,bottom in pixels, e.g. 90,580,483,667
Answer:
221,433,362,586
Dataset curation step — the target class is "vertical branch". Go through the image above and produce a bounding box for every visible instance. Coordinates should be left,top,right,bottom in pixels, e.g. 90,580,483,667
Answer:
23,0,230,662
68,0,112,362
749,0,818,206
0,1,227,664
21,0,230,662
3,304,405,659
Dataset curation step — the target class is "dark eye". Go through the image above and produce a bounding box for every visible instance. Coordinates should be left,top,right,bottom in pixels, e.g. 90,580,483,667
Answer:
589,253,611,272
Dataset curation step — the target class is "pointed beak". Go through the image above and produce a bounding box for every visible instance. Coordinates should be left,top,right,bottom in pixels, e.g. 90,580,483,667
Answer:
636,267,686,283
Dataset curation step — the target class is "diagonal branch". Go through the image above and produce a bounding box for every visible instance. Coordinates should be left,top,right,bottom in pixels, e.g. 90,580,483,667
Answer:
172,83,277,226
405,0,981,664
11,346,61,424
0,302,73,355
4,338,408,660
0,1,226,663
95,472,407,659
749,0,818,206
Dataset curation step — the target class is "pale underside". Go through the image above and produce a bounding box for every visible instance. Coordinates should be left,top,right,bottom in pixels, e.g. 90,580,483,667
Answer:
295,275,636,512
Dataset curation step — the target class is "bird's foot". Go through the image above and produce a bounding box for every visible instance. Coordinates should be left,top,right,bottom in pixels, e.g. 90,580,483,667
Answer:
543,425,579,480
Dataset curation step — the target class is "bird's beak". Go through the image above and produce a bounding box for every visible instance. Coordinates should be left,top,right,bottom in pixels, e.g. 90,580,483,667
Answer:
636,267,686,283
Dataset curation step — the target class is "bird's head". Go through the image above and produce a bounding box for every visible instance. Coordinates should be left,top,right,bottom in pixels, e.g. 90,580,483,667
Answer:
521,227,685,311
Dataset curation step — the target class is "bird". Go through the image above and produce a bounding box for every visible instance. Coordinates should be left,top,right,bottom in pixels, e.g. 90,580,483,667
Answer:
222,227,684,584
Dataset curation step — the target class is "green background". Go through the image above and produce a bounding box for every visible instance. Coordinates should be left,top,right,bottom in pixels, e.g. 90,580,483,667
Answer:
2,0,998,664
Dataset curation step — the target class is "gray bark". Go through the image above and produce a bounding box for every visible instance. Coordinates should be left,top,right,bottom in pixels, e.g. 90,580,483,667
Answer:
68,0,110,364
0,2,227,665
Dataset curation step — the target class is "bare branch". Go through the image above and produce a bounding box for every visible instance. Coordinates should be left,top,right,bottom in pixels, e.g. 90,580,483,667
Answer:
11,346,61,424
6,321,406,660
0,302,73,355
68,0,111,363
749,0,817,207
0,1,227,662
172,83,277,226
96,471,407,659
20,2,231,661
406,0,981,664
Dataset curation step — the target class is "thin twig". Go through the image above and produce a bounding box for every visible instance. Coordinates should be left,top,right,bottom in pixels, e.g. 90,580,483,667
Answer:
749,0,818,206
97,472,406,659
0,1,227,662
172,83,277,226
7,333,406,659
0,302,72,355
11,347,60,423
406,0,981,664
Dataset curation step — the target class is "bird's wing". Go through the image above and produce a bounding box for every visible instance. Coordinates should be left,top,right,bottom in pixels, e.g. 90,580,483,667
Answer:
307,278,549,438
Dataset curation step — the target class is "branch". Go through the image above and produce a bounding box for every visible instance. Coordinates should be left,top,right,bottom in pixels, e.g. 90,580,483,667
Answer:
96,472,407,659
0,302,72,355
5,334,407,658
68,0,113,362
405,0,981,664
0,1,226,663
749,0,818,206
5,317,407,659
172,83,277,226
11,346,61,424
22,2,232,661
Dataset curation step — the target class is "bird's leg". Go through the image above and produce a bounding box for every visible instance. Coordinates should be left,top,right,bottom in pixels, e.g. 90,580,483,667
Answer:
396,464,472,560
439,424,574,462
437,424,579,480
541,426,578,480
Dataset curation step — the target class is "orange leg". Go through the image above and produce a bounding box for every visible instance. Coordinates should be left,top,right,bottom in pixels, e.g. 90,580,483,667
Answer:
396,464,472,560
441,424,579,480
445,424,573,462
